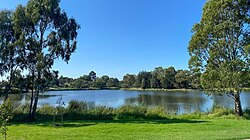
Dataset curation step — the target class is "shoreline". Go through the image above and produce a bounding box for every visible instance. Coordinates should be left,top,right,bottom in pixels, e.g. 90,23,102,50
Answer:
47,87,250,92
48,87,194,92
120,88,194,92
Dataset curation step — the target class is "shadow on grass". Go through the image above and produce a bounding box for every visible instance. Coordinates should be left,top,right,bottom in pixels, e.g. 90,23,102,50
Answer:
217,137,250,140
11,113,207,128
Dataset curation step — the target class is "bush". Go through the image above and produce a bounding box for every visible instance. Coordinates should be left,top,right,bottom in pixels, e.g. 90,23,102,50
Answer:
115,105,147,119
67,100,88,113
89,106,114,120
243,108,250,119
37,105,55,115
146,106,166,119
13,103,30,114
208,105,234,118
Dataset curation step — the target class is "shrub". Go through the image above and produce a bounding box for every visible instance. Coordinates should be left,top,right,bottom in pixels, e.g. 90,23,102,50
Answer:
208,105,234,118
67,100,88,113
0,99,13,140
115,105,147,119
37,105,55,115
13,103,30,114
89,106,114,120
243,108,250,119
146,106,166,119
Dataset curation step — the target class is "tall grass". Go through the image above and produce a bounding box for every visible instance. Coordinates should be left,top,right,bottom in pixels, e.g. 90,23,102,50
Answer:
11,101,250,122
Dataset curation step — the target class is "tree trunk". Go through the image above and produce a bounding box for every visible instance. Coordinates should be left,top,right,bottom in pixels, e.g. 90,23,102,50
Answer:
28,71,35,121
234,92,243,116
28,87,34,121
30,90,39,121
30,71,41,121
4,69,13,101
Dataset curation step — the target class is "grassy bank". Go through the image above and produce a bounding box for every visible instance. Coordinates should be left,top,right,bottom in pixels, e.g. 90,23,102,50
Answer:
5,102,250,140
7,119,250,140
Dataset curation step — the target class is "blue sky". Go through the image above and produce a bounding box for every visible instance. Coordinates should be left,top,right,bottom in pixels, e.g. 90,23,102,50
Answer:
0,0,206,80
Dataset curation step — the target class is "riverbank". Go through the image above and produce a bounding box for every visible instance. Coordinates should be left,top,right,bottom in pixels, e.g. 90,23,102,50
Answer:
121,88,194,92
6,103,250,139
48,87,194,92
48,87,250,92
48,87,120,91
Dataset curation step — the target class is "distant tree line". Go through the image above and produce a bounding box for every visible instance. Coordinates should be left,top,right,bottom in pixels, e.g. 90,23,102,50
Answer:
121,67,192,89
46,66,194,89
1,66,250,92
56,71,120,89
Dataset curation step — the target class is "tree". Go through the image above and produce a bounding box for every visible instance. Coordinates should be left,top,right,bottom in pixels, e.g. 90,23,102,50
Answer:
175,70,191,89
89,71,97,81
136,71,151,89
12,0,80,120
58,76,74,87
122,74,136,88
106,78,119,87
150,67,163,88
0,10,22,100
188,0,250,116
101,75,109,86
161,67,176,89
92,78,106,88
0,99,13,140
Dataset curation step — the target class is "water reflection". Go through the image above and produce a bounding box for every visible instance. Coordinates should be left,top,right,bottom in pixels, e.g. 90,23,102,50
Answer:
1,90,250,114
124,92,210,114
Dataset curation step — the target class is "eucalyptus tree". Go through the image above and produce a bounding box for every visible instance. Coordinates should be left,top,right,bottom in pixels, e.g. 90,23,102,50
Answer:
188,0,250,116
0,10,22,99
13,0,80,120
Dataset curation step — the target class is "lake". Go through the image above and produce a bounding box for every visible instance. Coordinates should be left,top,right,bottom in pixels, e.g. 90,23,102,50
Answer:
2,90,250,114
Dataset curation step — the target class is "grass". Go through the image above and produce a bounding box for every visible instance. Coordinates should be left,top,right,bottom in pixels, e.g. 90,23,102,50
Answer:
5,102,250,139
7,118,250,140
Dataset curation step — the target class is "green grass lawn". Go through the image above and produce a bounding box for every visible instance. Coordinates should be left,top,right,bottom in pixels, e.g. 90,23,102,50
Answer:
7,118,250,140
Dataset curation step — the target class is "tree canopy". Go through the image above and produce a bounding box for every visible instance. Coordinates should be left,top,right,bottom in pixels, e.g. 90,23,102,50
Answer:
0,0,80,120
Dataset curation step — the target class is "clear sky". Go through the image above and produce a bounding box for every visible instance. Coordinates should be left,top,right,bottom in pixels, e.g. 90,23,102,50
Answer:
0,0,206,80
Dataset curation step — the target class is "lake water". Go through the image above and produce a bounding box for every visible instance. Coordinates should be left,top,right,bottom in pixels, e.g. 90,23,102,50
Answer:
2,90,250,114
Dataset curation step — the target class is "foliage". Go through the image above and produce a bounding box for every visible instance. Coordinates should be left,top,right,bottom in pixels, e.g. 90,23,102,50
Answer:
37,104,55,116
106,78,119,87
67,100,89,113
122,74,136,88
115,105,147,119
188,0,250,116
13,103,30,114
207,105,235,119
0,0,80,121
53,97,65,123
0,99,13,140
146,106,166,119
